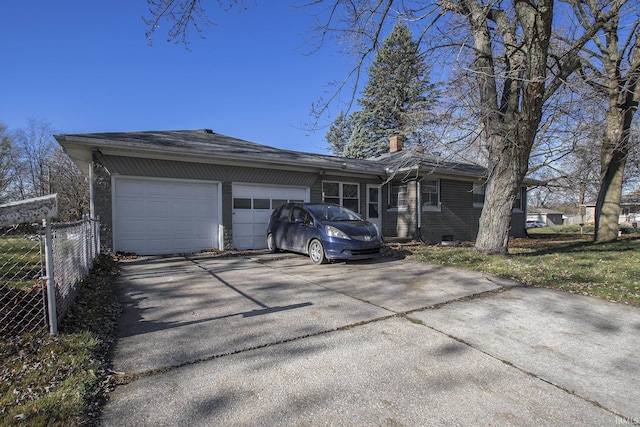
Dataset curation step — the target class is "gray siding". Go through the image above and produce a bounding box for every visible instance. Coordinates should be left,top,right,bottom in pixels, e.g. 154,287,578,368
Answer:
420,180,527,243
95,155,322,252
420,179,480,244
99,155,318,186
91,153,527,252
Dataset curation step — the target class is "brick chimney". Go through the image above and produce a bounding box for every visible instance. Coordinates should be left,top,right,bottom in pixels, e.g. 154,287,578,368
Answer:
389,135,404,153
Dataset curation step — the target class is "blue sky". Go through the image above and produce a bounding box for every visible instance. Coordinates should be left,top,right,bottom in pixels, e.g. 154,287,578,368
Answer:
0,1,357,154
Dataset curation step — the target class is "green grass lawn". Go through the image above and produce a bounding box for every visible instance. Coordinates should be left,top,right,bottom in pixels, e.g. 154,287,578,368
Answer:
408,230,640,306
0,235,42,289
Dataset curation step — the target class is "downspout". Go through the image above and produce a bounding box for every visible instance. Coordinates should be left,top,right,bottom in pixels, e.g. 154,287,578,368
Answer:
416,178,428,245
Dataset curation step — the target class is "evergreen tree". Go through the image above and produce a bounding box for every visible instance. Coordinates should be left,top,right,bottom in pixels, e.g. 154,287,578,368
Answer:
326,110,351,156
327,21,438,158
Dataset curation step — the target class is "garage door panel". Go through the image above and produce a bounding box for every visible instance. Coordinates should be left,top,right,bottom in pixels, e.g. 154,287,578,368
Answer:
119,219,147,234
118,199,146,216
233,235,253,250
147,220,169,233
252,223,268,237
148,200,169,214
190,202,213,216
115,178,219,255
233,210,254,223
253,211,272,222
146,239,170,253
148,183,168,196
120,181,147,196
172,221,194,232
233,224,252,238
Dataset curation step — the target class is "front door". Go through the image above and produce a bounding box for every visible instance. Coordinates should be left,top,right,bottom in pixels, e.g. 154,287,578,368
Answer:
366,185,382,232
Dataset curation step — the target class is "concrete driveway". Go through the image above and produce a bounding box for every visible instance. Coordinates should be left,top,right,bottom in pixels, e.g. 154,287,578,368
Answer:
102,252,640,426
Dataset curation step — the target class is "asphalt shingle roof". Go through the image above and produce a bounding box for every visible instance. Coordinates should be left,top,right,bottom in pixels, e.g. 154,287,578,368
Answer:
56,129,494,179
56,129,386,174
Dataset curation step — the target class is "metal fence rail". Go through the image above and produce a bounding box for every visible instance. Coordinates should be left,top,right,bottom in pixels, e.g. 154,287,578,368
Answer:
0,216,100,336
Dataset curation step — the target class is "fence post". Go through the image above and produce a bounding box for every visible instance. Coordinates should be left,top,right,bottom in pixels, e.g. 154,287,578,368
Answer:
42,218,58,335
96,215,101,255
84,214,90,274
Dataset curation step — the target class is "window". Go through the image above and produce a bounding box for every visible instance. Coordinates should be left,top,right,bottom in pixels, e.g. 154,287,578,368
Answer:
421,179,440,210
342,184,359,212
253,198,270,210
291,206,312,224
233,198,252,209
272,199,288,209
277,205,291,220
513,188,523,211
389,183,408,209
323,182,340,205
368,186,380,219
322,181,360,213
472,184,485,207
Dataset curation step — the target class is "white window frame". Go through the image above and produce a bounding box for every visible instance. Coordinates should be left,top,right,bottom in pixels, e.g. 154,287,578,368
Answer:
473,184,485,208
388,182,408,211
322,181,360,213
421,179,440,212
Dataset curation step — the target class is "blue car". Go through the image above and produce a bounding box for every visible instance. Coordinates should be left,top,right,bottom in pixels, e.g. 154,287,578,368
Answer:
266,203,383,264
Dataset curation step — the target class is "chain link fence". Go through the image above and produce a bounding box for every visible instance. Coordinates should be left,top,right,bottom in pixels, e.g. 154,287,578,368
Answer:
0,216,100,336
50,218,100,319
0,223,46,336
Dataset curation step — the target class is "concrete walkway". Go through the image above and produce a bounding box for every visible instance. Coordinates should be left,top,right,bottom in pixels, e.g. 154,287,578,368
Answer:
101,253,640,426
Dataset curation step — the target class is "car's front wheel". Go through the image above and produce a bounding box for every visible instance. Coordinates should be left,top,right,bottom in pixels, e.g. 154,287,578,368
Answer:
308,239,326,264
267,233,278,253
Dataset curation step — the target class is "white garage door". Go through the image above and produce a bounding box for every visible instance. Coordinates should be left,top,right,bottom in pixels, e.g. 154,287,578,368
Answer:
232,184,308,250
114,177,220,255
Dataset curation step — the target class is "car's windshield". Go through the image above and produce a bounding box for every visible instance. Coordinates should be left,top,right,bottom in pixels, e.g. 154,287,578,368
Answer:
306,204,362,222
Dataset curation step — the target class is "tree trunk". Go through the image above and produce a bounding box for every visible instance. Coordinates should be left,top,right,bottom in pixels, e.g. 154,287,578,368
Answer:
594,103,632,241
475,121,532,254
464,0,552,254
475,151,521,254
594,149,626,241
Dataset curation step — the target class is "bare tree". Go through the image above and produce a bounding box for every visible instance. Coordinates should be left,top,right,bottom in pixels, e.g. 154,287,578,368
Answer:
301,0,621,254
49,148,89,221
423,0,621,253
143,0,625,254
573,0,640,241
12,118,56,199
526,80,604,212
0,123,20,203
8,118,89,219
144,0,247,46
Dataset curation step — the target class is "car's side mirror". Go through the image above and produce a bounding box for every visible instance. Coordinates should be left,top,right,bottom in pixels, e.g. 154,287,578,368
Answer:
294,217,305,224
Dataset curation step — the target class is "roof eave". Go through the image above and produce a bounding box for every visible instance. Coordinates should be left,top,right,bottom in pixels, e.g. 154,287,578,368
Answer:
55,134,384,176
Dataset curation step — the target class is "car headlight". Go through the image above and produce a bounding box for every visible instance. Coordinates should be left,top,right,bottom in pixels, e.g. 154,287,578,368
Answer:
325,225,351,240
